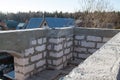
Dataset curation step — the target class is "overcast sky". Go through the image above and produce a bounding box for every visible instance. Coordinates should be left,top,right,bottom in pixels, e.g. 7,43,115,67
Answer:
0,0,120,13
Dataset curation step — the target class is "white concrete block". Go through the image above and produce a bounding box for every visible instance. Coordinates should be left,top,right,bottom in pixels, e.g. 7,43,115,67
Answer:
81,41,95,48
67,41,73,47
50,51,64,58
43,38,47,43
14,57,29,66
97,43,105,48
54,44,63,51
75,35,85,40
35,45,45,52
53,58,63,65
36,59,46,68
87,36,102,42
15,72,26,80
78,53,91,59
49,38,62,44
65,48,70,54
31,53,42,62
25,47,34,56
31,40,37,45
38,38,42,44
75,47,87,52
15,64,34,74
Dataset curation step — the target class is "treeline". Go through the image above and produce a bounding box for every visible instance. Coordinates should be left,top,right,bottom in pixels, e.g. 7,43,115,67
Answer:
0,11,76,22
1,11,120,28
0,11,120,22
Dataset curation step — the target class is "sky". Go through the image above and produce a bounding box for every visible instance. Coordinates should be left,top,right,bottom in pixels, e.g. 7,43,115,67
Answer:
0,0,120,13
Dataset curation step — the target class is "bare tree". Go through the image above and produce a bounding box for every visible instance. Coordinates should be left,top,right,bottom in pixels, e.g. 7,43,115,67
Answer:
77,0,114,28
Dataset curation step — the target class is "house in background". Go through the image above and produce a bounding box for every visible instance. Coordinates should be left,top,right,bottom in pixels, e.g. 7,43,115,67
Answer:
16,23,27,29
6,20,18,30
26,17,75,29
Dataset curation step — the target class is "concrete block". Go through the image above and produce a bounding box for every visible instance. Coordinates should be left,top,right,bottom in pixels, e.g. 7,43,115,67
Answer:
15,64,34,74
54,44,63,51
14,57,29,66
35,45,45,52
49,38,62,44
78,53,91,59
53,58,63,66
31,40,37,45
49,51,64,58
75,35,85,40
25,47,34,56
31,53,42,62
67,41,73,47
15,72,26,80
97,43,105,48
64,48,70,54
38,38,42,44
75,47,87,52
43,38,47,43
36,59,46,68
81,41,95,48
87,36,102,42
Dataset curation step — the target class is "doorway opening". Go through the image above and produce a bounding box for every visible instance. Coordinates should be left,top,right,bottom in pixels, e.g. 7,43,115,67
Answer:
0,52,14,80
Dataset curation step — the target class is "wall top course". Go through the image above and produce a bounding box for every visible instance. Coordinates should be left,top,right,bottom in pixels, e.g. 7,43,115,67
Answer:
74,27,120,37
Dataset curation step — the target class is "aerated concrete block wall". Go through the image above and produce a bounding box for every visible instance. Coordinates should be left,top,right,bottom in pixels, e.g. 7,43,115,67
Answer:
0,27,120,80
73,27,120,60
14,37,47,80
0,28,74,80
12,29,47,80
47,28,73,70
62,31,120,80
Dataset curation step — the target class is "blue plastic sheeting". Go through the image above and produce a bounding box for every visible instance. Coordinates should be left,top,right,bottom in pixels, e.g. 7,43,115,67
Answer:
4,71,15,80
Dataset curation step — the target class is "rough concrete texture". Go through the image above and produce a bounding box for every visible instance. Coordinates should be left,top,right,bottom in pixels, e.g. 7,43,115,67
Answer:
74,27,120,37
61,32,120,80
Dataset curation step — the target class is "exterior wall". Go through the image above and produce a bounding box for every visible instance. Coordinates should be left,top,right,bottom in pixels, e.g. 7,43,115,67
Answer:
14,37,47,80
73,27,120,60
0,27,120,80
61,31,120,80
47,28,73,69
